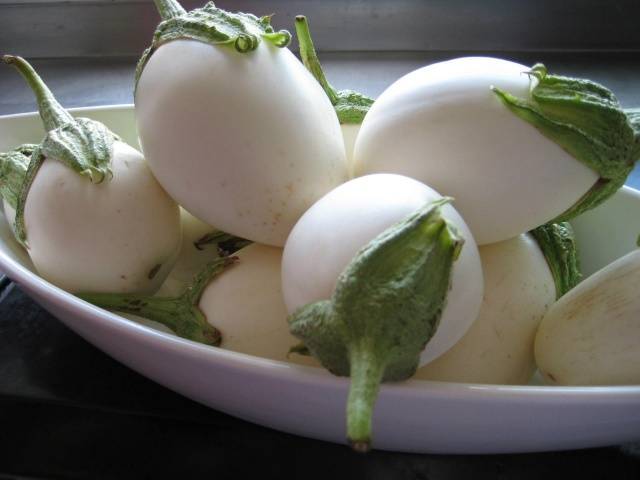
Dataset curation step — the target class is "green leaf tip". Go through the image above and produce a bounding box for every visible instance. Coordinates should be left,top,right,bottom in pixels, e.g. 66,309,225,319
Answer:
530,222,581,299
288,198,463,450
294,15,374,124
492,63,639,222
136,1,291,90
4,56,117,247
77,255,239,346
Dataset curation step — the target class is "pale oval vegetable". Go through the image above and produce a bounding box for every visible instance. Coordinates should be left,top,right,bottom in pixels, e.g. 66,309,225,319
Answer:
135,1,348,247
353,57,640,245
1,56,181,294
282,173,483,366
535,249,640,386
27,145,181,293
414,233,556,384
285,188,481,450
200,244,317,365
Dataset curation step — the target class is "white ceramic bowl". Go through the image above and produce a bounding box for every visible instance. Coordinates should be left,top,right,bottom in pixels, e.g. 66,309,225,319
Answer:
1,105,639,454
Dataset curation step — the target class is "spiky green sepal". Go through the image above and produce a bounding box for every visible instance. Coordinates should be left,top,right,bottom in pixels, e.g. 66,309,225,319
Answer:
493,64,638,222
0,144,36,211
289,199,463,451
530,222,581,299
334,90,375,124
78,255,238,346
136,1,291,90
42,118,116,183
12,118,117,246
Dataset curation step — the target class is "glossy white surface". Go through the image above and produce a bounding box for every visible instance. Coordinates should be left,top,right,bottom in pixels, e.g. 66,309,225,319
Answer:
353,57,599,245
136,40,348,247
25,141,181,294
535,249,640,386
199,243,318,367
1,106,639,453
414,233,555,384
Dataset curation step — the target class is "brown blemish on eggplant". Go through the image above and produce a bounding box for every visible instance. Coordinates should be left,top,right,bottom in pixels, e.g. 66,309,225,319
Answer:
148,263,162,280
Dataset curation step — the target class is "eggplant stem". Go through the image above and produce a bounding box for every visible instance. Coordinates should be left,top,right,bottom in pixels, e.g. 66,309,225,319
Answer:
294,15,338,105
153,0,187,21
346,343,386,453
2,55,74,131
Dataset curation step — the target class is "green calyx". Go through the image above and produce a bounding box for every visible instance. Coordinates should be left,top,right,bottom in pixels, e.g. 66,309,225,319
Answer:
193,230,252,255
333,90,375,125
2,55,117,247
289,199,463,451
295,15,374,124
136,0,291,89
492,63,639,222
626,108,640,159
78,255,238,346
530,222,581,299
0,144,35,211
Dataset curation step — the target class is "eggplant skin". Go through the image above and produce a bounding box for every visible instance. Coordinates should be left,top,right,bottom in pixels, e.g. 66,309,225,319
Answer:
535,250,640,386
135,39,347,247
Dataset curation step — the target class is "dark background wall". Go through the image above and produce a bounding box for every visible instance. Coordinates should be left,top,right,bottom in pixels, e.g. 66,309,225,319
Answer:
1,0,639,58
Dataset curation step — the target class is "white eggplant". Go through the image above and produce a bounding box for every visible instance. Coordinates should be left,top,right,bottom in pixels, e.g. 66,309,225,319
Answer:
0,56,181,294
283,179,482,450
415,223,579,384
353,57,640,245
282,174,483,366
535,249,640,386
135,1,348,247
198,244,317,365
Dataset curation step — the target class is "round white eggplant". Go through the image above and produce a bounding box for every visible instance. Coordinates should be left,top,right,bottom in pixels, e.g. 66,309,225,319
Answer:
0,56,181,294
135,2,348,247
199,244,317,365
26,143,181,294
353,57,639,245
414,233,556,384
282,173,483,366
535,249,640,386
